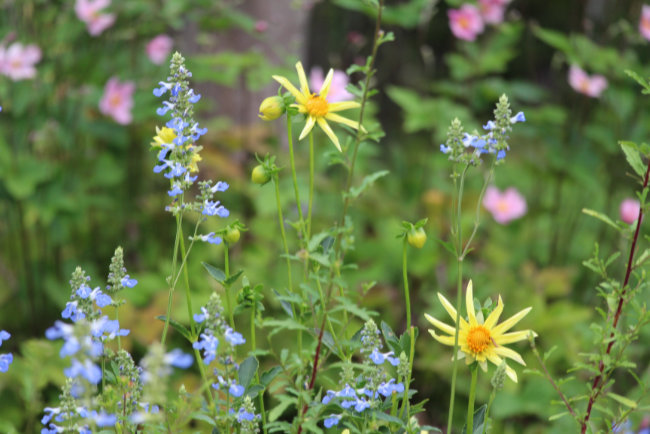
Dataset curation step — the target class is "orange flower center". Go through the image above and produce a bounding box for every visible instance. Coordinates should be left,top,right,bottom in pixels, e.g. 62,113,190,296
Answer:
305,94,329,117
467,325,491,353
109,94,122,108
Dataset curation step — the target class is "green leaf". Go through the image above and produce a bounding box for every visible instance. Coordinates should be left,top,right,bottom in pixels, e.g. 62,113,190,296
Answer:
609,392,637,408
202,262,226,284
239,356,259,388
268,397,295,422
155,315,192,341
372,411,404,425
190,412,216,426
308,231,331,252
619,141,646,178
244,384,265,399
263,318,310,337
347,170,390,199
224,270,244,286
624,69,650,93
462,404,487,434
582,208,621,232
260,366,282,387
548,411,569,421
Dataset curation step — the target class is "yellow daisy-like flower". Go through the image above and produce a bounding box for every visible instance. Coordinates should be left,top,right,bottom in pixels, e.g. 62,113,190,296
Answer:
272,61,365,152
424,280,535,382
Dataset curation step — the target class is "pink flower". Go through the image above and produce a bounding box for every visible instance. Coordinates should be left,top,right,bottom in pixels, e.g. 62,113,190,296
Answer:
309,66,353,102
448,5,484,41
99,77,135,125
479,0,508,25
146,35,173,65
483,186,527,224
75,0,116,36
620,198,641,224
640,5,650,41
254,20,268,33
0,42,42,80
568,65,608,98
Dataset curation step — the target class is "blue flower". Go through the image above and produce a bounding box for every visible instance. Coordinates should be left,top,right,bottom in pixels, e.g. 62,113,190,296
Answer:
202,200,229,217
168,182,183,197
236,408,255,422
121,275,138,288
483,120,496,130
496,150,506,160
323,414,341,428
210,181,229,193
353,398,370,412
510,111,525,124
0,353,13,372
193,306,210,323
440,144,452,154
64,358,102,384
193,332,219,364
225,327,246,346
322,390,336,404
378,378,405,397
91,288,113,308
91,316,129,341
76,284,92,299
62,302,85,322
229,382,245,397
338,384,357,398
165,349,193,368
0,330,9,346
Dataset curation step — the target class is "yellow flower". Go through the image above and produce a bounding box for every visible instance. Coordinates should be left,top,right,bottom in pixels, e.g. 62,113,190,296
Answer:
272,61,365,152
424,280,535,382
151,126,176,148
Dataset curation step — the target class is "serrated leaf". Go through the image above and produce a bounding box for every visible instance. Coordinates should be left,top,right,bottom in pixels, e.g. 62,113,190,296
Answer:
239,356,258,389
203,262,226,284
347,170,390,199
156,315,192,341
308,231,331,252
619,141,646,178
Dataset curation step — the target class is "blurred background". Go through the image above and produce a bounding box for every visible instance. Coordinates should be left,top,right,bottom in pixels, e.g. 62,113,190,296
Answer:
1,0,650,432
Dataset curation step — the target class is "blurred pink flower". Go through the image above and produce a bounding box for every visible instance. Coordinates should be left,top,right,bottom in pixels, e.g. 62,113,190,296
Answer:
448,5,484,41
640,5,650,40
568,65,608,98
620,198,641,224
483,186,527,224
309,66,353,102
254,20,268,33
99,77,135,125
146,35,173,65
0,42,41,80
479,0,508,25
75,0,116,36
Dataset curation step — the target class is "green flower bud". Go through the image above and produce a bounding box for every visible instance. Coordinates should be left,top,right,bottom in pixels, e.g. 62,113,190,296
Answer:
407,227,427,249
225,227,241,244
251,165,271,185
258,96,284,121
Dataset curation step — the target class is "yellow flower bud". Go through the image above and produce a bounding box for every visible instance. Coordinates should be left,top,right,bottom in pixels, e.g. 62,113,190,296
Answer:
258,96,284,121
225,228,241,244
251,165,271,185
407,227,427,249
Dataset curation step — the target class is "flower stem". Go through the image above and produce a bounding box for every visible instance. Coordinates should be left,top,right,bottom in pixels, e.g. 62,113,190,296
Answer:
287,114,305,242
273,175,294,295
482,390,495,434
251,301,268,434
448,165,469,433
224,243,235,328
467,366,479,434
402,238,412,331
307,132,314,241
399,325,416,418
161,211,184,345
178,224,197,336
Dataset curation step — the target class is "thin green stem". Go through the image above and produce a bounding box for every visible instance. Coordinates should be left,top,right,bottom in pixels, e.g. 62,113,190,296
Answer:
399,325,416,419
179,224,197,336
161,211,184,345
274,175,294,294
307,132,315,241
482,391,496,434
287,114,305,242
402,239,412,330
251,302,268,434
467,366,479,433
448,165,469,433
461,163,495,260
224,243,235,327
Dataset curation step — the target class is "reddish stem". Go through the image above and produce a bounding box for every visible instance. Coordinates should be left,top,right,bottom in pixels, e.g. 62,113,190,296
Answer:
296,316,327,434
580,158,650,433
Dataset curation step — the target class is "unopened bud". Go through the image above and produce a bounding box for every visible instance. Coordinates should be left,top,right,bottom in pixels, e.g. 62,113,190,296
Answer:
225,228,241,244
251,165,271,185
258,96,284,121
407,227,427,249
491,360,507,390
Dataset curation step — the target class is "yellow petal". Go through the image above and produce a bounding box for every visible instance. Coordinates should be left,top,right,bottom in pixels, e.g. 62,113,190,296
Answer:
424,313,457,336
491,307,532,336
466,280,477,327
494,330,536,345
324,112,365,132
316,118,341,151
299,116,316,140
483,295,504,329
427,329,456,346
319,68,334,98
494,346,526,365
479,360,488,372
505,364,518,382
437,292,469,329
329,101,361,112
273,75,307,104
295,62,311,97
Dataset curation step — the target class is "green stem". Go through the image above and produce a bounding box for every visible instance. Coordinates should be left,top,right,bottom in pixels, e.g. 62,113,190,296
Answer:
251,302,268,434
161,211,184,345
467,366,479,434
448,165,469,433
224,243,235,327
399,325,416,419
402,239,412,330
274,175,294,295
461,163,495,260
179,225,197,336
307,132,314,241
287,114,305,242
482,391,496,434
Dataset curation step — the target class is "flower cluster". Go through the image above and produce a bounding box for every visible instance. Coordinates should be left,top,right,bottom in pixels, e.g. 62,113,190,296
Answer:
440,94,525,165
448,0,511,41
0,330,12,373
152,52,215,213
321,320,405,429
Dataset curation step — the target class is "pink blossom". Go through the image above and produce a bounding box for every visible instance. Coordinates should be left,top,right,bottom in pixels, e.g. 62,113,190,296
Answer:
99,77,135,125
146,35,173,65
254,20,268,33
640,5,650,41
0,42,42,80
620,198,641,224
479,0,508,25
483,186,527,224
568,65,608,98
309,67,353,103
448,5,484,41
75,0,116,36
